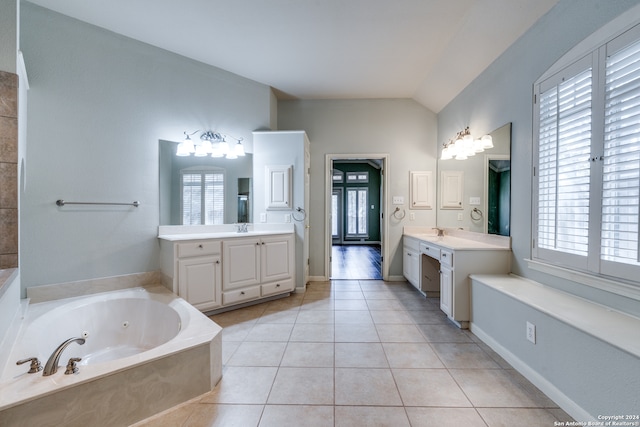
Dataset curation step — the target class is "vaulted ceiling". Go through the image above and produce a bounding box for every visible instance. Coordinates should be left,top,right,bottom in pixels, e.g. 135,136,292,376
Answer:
26,0,559,112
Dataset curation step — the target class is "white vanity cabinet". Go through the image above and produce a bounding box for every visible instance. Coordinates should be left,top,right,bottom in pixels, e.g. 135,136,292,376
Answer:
176,241,222,312
402,236,420,289
159,229,296,313
404,229,511,328
222,234,295,305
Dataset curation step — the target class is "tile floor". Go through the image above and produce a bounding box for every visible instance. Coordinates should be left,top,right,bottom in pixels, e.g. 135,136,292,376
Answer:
135,280,572,427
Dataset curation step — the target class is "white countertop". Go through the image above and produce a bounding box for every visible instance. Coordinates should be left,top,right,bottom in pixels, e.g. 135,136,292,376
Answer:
403,227,510,251
158,224,295,241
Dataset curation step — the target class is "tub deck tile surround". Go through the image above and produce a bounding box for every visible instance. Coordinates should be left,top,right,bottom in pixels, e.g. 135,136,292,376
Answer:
134,280,574,427
0,70,18,270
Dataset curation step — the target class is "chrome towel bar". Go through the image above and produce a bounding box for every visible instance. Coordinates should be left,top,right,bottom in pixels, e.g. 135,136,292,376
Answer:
56,200,140,207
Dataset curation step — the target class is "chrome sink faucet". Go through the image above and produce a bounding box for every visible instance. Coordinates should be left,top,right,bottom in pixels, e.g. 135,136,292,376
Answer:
43,337,86,376
432,227,445,237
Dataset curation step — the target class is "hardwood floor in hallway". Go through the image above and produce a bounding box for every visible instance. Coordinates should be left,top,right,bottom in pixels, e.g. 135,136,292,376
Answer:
331,245,381,280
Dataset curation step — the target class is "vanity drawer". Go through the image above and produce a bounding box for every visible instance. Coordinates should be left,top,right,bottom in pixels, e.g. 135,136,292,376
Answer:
178,240,221,258
420,242,441,260
222,285,261,305
440,250,453,268
262,279,294,297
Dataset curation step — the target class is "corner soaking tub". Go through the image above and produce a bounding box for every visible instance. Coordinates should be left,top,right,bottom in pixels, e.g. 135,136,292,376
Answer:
0,285,222,427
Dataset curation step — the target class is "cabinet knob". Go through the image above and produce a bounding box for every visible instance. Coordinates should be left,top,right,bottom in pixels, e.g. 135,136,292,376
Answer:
216,260,220,264
240,291,245,295
261,242,265,245
442,253,447,258
276,283,280,287
198,244,203,249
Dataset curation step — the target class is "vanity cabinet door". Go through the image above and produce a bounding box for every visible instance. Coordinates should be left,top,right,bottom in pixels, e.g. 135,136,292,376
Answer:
439,267,453,316
260,234,295,283
223,238,261,290
403,248,420,289
178,255,221,311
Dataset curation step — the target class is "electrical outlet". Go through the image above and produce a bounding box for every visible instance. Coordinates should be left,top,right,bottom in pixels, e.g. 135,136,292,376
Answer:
260,213,266,223
409,212,415,221
284,214,291,223
526,321,536,344
457,213,463,221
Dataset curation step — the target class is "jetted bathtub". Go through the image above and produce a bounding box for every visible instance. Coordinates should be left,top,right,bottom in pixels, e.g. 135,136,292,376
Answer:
0,285,222,427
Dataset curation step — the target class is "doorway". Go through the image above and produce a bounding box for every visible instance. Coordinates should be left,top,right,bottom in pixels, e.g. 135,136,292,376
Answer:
325,154,389,281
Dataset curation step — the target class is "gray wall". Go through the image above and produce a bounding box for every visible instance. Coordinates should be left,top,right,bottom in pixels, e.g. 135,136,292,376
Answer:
19,3,273,291
278,99,437,279
438,0,640,419
438,0,640,316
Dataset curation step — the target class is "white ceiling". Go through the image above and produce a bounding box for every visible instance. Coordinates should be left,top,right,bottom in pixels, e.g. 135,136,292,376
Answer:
26,0,558,113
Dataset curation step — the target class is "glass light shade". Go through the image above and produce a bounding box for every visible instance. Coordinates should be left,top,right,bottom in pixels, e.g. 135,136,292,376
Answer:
226,151,238,159
234,141,246,156
176,141,192,156
462,135,475,156
481,135,494,149
455,151,468,160
210,143,223,158
441,146,453,160
220,140,229,155
473,138,485,153
194,143,208,157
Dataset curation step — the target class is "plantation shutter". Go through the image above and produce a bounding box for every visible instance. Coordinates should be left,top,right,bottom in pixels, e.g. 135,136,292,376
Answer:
601,37,640,270
537,67,593,262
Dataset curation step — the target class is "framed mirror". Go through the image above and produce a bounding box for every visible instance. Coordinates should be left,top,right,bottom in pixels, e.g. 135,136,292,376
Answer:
159,140,253,225
437,123,511,235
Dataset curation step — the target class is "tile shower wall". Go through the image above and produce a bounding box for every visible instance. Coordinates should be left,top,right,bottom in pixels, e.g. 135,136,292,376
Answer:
0,70,18,269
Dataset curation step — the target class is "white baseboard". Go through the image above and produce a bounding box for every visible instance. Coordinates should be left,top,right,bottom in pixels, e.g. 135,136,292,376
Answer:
308,275,328,282
470,322,594,422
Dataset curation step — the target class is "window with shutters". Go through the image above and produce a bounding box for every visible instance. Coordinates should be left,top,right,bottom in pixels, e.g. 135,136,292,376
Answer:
533,23,640,285
181,168,224,225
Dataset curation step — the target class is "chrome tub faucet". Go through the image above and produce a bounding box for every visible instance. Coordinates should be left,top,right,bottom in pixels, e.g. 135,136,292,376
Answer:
43,337,86,376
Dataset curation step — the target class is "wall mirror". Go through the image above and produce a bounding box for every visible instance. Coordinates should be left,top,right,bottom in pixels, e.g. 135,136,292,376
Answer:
436,123,511,235
159,140,253,225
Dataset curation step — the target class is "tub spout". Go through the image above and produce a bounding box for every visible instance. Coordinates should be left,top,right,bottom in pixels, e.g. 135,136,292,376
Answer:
43,337,86,376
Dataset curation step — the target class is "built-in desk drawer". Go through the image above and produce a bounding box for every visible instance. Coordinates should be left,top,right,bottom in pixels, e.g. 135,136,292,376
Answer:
420,242,441,260
178,241,221,258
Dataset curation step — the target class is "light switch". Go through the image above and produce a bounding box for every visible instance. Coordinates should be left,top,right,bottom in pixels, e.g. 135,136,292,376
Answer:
392,196,404,205
470,196,481,205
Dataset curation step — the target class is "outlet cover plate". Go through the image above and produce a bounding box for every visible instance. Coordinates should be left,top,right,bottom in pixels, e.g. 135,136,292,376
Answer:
526,321,536,344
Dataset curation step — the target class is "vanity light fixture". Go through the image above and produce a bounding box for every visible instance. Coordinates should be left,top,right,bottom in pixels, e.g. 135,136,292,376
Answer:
176,130,245,159
440,127,493,160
